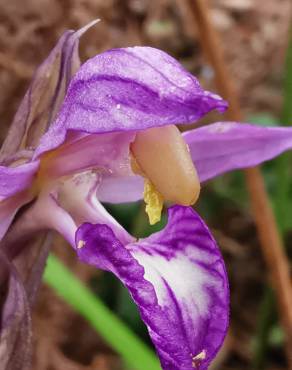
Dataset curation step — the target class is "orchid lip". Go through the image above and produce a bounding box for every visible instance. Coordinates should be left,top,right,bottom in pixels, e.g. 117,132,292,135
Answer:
76,205,229,370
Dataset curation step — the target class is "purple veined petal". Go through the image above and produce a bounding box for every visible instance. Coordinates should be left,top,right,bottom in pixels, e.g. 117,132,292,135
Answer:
34,47,227,158
76,206,229,370
183,122,292,182
0,251,32,370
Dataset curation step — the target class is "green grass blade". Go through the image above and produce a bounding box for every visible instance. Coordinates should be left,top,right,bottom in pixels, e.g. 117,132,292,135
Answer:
43,254,161,370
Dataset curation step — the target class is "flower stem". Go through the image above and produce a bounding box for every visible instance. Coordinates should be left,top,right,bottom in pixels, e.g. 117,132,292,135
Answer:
44,254,161,370
180,0,292,367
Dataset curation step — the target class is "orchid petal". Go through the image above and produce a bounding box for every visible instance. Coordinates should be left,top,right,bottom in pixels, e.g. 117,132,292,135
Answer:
183,122,292,182
76,206,229,370
0,28,84,160
35,47,227,158
0,24,92,199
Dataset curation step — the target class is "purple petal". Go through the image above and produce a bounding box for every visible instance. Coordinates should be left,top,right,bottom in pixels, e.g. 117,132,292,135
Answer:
76,206,229,370
183,122,292,182
0,23,95,200
0,27,84,160
35,47,227,157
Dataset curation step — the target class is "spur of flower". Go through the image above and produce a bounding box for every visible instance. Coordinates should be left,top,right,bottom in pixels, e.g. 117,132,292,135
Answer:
1,22,292,370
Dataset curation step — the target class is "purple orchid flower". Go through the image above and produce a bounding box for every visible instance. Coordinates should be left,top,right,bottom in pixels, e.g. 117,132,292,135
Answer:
1,23,292,370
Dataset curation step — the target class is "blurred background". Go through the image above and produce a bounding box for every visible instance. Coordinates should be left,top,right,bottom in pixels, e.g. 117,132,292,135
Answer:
0,0,291,369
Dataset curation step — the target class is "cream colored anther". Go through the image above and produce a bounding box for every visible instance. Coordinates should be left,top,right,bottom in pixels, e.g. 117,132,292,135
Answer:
131,125,200,206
